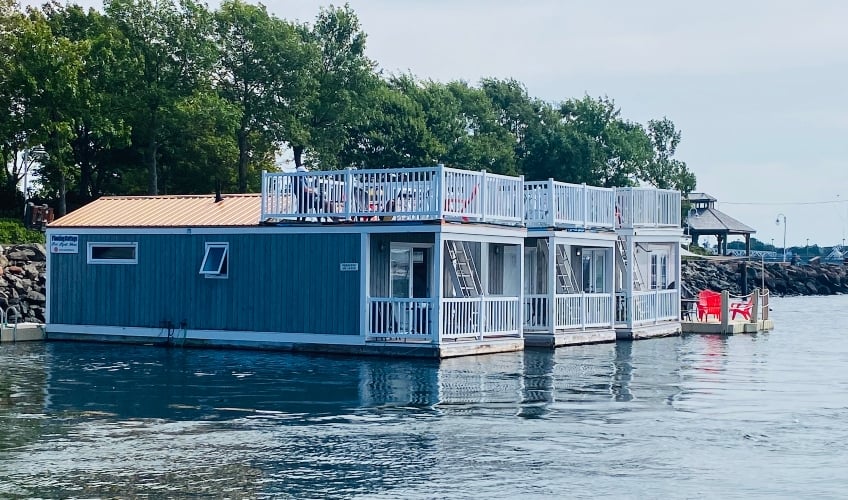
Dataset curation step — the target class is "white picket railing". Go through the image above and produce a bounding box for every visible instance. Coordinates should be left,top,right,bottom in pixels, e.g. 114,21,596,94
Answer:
366,298,435,340
441,297,520,340
615,187,681,228
554,293,613,329
261,166,524,226
524,294,549,330
524,180,616,228
524,293,614,331
616,289,680,325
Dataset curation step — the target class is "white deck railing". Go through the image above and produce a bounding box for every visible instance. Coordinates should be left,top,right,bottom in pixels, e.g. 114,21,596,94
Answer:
524,180,616,229
367,296,521,342
261,166,524,226
367,298,435,340
523,293,613,331
441,297,521,340
616,289,680,325
615,187,681,228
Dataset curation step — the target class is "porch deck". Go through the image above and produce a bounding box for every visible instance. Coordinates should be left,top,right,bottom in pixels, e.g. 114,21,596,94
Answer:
524,180,616,229
261,166,524,227
615,187,681,229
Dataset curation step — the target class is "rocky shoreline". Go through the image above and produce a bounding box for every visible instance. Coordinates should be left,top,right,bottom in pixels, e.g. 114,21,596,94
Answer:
1,243,845,325
682,259,848,297
1,243,47,323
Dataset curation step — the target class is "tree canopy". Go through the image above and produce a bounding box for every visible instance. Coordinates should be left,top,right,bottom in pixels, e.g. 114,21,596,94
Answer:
1,0,697,216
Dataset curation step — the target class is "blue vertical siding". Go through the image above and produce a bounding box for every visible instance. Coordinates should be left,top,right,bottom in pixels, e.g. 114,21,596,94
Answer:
49,231,361,335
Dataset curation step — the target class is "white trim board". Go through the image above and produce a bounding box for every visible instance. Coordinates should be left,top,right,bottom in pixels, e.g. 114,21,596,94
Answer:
47,324,368,346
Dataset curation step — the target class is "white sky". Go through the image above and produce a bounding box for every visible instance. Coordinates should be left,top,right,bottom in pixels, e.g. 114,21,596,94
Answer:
37,0,848,247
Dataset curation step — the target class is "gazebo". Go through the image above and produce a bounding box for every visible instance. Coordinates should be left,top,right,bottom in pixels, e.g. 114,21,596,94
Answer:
684,192,756,256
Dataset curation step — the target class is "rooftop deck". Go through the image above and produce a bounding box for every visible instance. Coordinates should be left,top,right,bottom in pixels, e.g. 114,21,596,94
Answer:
260,166,681,230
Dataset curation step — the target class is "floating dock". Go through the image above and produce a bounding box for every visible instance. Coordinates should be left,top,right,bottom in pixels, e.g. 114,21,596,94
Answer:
0,322,46,342
681,289,774,335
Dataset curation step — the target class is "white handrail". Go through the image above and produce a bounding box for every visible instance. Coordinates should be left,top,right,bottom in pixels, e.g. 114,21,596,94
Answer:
615,187,681,228
261,166,525,226
524,180,615,228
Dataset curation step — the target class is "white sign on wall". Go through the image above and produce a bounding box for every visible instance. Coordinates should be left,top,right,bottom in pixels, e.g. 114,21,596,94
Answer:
339,262,359,272
50,234,79,254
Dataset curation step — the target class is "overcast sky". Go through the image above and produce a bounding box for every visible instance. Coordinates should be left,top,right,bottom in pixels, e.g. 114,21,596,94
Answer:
43,0,848,248
275,0,848,249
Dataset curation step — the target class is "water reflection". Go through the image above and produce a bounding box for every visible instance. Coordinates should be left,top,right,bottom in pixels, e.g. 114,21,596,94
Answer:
3,300,845,499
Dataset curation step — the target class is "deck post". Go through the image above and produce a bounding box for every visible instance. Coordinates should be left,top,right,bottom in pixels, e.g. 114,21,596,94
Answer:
480,170,488,223
432,233,444,345
626,236,635,329
750,288,759,323
547,178,556,227
720,290,730,333
548,238,556,335
437,164,446,219
344,167,353,220
582,183,588,229
260,170,267,222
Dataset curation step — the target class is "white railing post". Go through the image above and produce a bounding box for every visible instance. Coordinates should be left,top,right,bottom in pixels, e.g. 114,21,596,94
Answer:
547,178,556,227
438,164,446,219
654,289,659,324
582,183,588,229
344,167,353,220
478,296,484,340
518,175,525,225
432,233,443,344
260,170,267,222
480,169,488,223
581,291,587,330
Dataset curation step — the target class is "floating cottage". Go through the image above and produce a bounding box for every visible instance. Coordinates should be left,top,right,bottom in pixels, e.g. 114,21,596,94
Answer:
45,166,682,357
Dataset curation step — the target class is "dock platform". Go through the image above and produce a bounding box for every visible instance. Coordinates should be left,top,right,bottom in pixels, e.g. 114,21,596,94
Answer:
524,328,616,347
682,319,774,334
1,323,45,342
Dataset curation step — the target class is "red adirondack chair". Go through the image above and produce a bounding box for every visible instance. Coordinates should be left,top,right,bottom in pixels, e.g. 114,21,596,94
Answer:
697,290,722,322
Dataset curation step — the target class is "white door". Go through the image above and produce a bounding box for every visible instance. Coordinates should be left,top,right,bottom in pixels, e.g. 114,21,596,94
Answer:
389,245,431,333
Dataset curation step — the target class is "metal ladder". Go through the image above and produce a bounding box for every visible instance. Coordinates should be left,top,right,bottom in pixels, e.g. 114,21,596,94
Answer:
446,240,482,297
554,244,580,294
616,237,644,291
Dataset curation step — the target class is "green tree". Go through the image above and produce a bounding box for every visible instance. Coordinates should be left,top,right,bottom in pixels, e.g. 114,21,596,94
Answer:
339,77,439,168
42,3,132,205
642,117,696,194
559,96,652,188
106,0,216,195
214,0,313,191
290,4,376,170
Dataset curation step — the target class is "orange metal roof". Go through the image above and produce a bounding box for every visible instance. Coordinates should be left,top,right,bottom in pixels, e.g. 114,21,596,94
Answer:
48,194,261,228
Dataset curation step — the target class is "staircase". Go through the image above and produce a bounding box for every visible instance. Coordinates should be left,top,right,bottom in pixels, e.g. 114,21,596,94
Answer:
616,237,644,291
446,240,483,297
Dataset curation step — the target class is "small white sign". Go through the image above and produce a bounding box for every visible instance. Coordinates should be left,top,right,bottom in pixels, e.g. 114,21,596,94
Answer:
50,234,79,254
339,262,359,272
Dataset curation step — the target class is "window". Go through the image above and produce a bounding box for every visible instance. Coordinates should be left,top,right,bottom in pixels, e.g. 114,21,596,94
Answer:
650,252,669,289
87,242,137,264
199,242,228,278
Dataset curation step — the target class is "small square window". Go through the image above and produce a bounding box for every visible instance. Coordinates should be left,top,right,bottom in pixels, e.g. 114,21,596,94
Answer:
88,242,138,264
200,243,228,278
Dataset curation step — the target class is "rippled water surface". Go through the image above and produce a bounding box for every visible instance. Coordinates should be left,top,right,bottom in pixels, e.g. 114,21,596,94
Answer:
2,296,847,498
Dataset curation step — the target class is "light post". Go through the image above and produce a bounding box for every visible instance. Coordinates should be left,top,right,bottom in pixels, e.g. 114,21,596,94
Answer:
685,207,698,250
775,213,787,263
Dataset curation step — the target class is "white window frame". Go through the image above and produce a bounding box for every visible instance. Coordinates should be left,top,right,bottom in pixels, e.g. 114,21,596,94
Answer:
650,251,669,290
87,242,138,265
199,242,229,279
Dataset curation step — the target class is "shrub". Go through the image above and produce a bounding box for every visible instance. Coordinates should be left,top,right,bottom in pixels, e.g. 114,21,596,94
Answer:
0,218,45,244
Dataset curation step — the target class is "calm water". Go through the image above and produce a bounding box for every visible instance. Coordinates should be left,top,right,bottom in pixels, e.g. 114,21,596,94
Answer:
1,296,847,499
